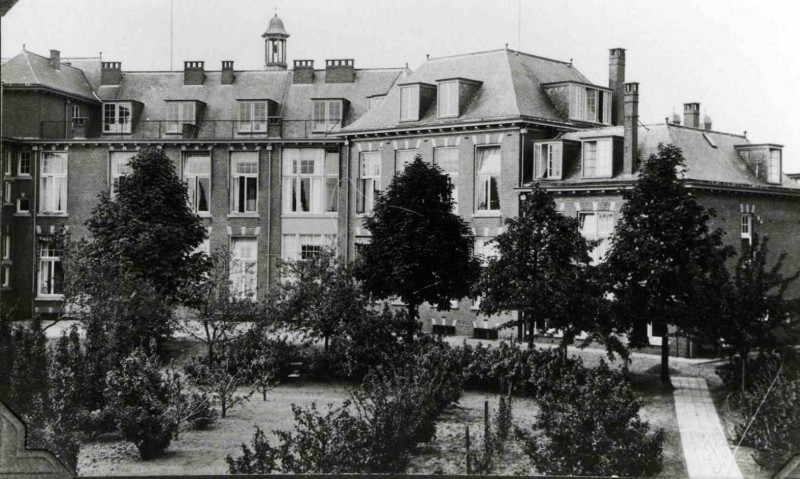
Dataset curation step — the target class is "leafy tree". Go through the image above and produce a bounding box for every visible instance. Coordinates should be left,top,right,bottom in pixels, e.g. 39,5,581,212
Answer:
355,156,480,342
185,346,253,418
604,144,733,383
709,234,800,398
476,184,609,353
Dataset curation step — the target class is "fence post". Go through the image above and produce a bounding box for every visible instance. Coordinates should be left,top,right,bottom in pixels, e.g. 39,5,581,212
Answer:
465,424,471,475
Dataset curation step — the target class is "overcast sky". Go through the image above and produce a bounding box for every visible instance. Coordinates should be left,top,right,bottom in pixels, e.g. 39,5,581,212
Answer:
3,0,799,172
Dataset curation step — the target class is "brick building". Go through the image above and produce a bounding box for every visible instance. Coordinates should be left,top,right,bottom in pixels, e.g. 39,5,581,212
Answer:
2,13,798,353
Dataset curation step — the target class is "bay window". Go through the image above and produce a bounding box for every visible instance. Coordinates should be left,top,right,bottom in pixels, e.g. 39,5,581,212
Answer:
40,152,68,213
230,152,258,214
583,139,612,178
475,146,501,212
103,102,132,133
230,237,257,300
184,153,211,213
38,236,64,297
357,151,381,214
434,147,459,213
534,143,562,180
282,148,339,214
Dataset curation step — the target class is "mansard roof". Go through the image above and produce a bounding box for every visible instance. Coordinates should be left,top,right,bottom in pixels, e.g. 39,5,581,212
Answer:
1,50,99,103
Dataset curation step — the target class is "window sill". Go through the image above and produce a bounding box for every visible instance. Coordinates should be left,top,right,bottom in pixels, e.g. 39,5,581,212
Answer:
196,212,213,218
237,130,269,135
582,175,613,180
472,211,502,218
36,295,65,301
38,213,69,217
227,213,260,219
282,213,338,219
14,212,32,217
102,132,132,135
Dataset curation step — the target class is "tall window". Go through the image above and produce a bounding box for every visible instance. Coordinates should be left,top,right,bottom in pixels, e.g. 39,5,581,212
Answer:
395,149,419,174
741,213,753,246
768,149,782,184
40,152,67,213
72,105,81,118
282,234,336,261
18,152,32,176
534,143,562,180
434,147,459,213
230,152,258,214
2,234,10,260
166,102,196,133
357,151,381,214
184,153,210,213
110,151,134,198
230,237,257,300
238,101,268,133
400,86,419,121
1,266,9,288
3,182,10,204
313,100,343,132
475,146,501,212
38,236,64,297
579,211,615,263
3,153,10,176
103,102,131,133
437,81,459,118
583,140,612,178
282,148,338,214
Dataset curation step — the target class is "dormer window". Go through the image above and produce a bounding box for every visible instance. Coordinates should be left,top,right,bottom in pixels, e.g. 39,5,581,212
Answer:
534,143,563,180
238,101,268,133
166,101,197,134
437,81,458,118
400,85,420,121
583,139,613,178
103,102,132,133
768,149,781,184
313,99,343,132
542,82,611,125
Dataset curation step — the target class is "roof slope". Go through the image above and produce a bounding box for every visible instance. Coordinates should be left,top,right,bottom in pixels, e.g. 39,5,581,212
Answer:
1,50,98,102
559,123,800,190
342,48,597,133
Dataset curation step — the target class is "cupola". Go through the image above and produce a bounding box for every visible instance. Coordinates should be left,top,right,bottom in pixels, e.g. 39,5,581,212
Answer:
262,14,289,70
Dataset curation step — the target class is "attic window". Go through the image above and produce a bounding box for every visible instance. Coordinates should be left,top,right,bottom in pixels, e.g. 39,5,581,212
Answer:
312,100,343,132
703,132,718,149
582,139,613,178
400,86,420,121
437,80,458,118
166,101,197,134
768,149,781,184
103,102,132,133
533,142,563,180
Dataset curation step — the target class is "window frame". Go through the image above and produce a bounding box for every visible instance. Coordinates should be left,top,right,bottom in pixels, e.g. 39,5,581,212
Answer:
230,236,258,301
282,148,339,215
433,147,459,214
3,181,11,204
3,154,10,176
312,100,343,132
533,142,563,180
281,234,337,261
16,197,30,214
109,151,135,199
475,146,501,212
437,80,459,118
400,85,420,122
166,101,197,134
17,152,32,177
582,139,613,178
741,213,753,244
40,152,68,214
2,234,10,260
184,152,211,214
103,102,132,133
37,236,64,298
394,149,419,175
238,101,269,133
357,151,382,214
230,151,259,215
579,211,615,264
767,149,782,184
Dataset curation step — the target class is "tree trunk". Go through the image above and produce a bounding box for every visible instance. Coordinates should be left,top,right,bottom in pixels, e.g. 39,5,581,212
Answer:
324,335,329,352
207,343,215,368
660,335,671,385
406,303,417,344
740,351,748,400
527,311,535,349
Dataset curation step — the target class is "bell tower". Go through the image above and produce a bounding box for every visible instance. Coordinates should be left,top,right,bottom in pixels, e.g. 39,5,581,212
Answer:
262,13,289,70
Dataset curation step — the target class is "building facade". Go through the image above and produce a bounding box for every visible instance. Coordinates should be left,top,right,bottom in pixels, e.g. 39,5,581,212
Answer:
2,14,799,354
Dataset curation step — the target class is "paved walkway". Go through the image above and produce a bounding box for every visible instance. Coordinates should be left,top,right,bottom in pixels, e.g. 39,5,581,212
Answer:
673,376,743,479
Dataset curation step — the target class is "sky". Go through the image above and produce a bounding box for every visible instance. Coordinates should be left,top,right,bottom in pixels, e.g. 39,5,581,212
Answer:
2,0,799,172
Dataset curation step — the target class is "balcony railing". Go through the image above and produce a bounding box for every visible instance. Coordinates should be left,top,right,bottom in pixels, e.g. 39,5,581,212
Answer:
39,118,344,141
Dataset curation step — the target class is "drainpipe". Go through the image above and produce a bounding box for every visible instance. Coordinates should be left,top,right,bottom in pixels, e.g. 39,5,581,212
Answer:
265,145,271,286
31,148,39,319
343,138,350,261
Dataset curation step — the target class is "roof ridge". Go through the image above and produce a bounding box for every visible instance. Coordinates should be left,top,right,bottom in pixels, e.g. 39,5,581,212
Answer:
426,48,508,62
23,49,88,74
667,122,748,139
505,48,572,66
23,51,40,84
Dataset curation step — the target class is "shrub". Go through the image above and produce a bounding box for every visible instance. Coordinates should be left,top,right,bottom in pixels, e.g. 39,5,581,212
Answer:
185,346,252,418
105,347,177,459
226,426,279,474
163,365,217,436
328,305,406,379
470,396,514,475
517,360,664,477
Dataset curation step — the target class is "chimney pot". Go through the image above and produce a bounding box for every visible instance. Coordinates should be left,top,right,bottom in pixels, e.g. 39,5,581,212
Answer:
623,82,639,175
50,49,61,70
609,48,626,126
184,61,205,85
221,61,235,85
293,60,315,84
101,61,123,85
325,59,355,83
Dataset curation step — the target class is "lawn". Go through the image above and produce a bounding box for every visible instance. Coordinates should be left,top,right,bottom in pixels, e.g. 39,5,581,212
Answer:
76,338,690,477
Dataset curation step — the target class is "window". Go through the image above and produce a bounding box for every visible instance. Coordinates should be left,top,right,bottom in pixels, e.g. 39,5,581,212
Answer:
437,81,458,118
103,102,132,133
741,214,753,245
3,182,10,204
184,153,211,213
534,143,562,180
282,148,338,214
2,234,9,260
579,211,615,263
474,237,499,265
2,266,9,288
395,149,419,174
40,152,67,213
475,146,501,212
400,85,419,121
230,152,258,214
583,140,612,178
357,151,381,214
768,149,781,184
3,154,10,176
434,147,459,213
16,198,30,214
38,236,64,297
568,85,610,124
18,152,31,176
312,100,343,132
238,101,268,133
72,105,81,118
110,151,134,199
230,237,257,300
282,234,336,261
166,102,196,134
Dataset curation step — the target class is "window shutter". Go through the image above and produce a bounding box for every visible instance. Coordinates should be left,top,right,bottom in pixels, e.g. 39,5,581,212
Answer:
552,143,562,178
603,92,611,124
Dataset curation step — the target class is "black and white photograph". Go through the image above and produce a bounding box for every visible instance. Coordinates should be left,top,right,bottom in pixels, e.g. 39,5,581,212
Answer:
1,0,799,477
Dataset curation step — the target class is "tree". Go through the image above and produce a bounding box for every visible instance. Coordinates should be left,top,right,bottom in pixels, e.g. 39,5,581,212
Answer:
355,156,480,342
476,184,608,353
604,144,733,384
708,234,800,398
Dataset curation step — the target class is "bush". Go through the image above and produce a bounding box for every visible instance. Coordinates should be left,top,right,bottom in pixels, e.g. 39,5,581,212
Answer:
105,347,177,459
226,426,278,474
328,305,407,379
734,352,800,468
517,360,664,477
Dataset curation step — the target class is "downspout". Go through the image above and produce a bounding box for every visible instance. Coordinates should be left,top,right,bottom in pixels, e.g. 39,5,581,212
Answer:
343,137,350,261
266,146,271,286
31,148,39,318
65,100,70,138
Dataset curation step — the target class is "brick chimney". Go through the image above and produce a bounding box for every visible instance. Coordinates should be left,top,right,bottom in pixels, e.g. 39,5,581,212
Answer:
623,82,639,175
608,48,626,126
325,59,354,83
101,62,123,85
684,103,700,128
703,112,712,130
50,49,61,70
184,61,205,85
293,60,315,84
221,61,235,85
